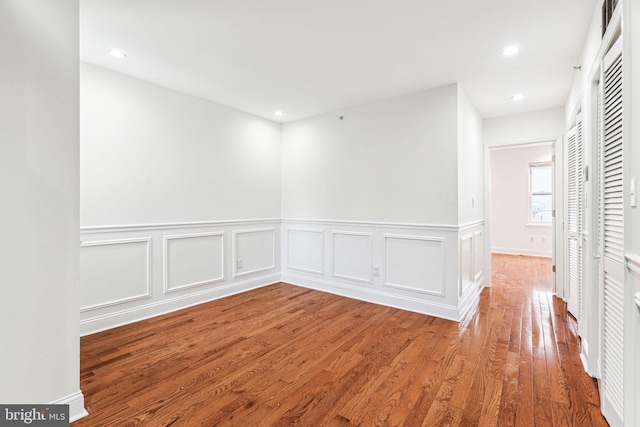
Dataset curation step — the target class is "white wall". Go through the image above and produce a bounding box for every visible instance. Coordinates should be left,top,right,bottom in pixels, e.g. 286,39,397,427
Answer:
458,86,484,224
281,84,459,225
79,65,283,333
0,0,86,420
484,107,565,146
490,144,553,257
565,0,604,125
280,84,485,321
81,64,282,226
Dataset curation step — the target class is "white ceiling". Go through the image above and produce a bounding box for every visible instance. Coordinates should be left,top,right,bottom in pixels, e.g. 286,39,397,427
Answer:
80,0,598,123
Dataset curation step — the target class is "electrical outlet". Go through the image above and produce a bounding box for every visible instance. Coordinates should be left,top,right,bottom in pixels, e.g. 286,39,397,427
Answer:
236,258,243,269
373,266,380,276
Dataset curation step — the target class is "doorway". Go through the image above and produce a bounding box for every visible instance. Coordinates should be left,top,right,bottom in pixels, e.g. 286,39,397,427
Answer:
489,142,555,262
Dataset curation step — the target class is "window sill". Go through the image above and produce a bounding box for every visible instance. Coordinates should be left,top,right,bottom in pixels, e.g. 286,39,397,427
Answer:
526,222,552,228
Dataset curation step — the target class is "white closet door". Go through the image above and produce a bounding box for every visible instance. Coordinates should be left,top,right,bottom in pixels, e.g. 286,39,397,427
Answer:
593,76,604,376
600,36,624,427
566,115,583,321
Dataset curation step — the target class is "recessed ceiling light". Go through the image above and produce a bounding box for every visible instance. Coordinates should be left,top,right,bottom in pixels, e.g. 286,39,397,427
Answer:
511,93,524,101
275,110,284,117
109,49,127,59
502,46,519,56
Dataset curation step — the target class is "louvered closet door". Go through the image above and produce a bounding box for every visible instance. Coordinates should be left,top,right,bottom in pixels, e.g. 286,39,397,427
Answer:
594,77,604,369
600,37,624,426
566,116,583,321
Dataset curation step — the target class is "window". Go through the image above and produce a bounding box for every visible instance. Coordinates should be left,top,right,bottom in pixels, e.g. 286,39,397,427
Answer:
529,162,553,223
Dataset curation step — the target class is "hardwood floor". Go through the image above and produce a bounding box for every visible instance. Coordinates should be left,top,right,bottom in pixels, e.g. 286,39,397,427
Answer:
76,254,608,426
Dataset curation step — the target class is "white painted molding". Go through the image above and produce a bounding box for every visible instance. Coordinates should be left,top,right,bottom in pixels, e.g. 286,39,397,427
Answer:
473,229,484,282
282,273,461,321
51,390,87,422
163,232,225,293
79,237,152,311
458,220,485,232
283,218,461,231
489,140,555,151
286,227,325,274
580,338,590,373
634,292,640,310
331,230,374,284
585,1,622,80
458,276,484,321
232,227,276,278
491,247,552,258
81,273,281,335
83,218,483,234
460,233,474,296
80,218,281,234
626,253,640,275
382,233,446,297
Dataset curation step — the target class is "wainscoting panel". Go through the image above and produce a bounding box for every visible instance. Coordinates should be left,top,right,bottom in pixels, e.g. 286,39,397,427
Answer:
80,218,485,333
80,238,151,311
474,230,485,283
164,232,224,293
333,231,373,284
282,219,486,321
80,219,280,335
233,228,276,278
286,228,324,274
457,222,486,319
383,234,445,296
460,234,473,296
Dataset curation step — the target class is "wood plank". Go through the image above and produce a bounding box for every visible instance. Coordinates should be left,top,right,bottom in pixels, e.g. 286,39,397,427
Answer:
75,254,609,426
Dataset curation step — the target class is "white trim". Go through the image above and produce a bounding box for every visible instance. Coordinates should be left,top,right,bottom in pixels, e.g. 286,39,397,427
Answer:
491,247,552,258
458,274,484,321
283,218,461,231
282,273,461,321
163,232,225,293
473,229,484,283
625,253,640,275
634,292,640,310
331,230,374,284
232,228,276,278
460,233,474,296
458,219,485,232
79,237,152,312
580,338,590,372
80,218,281,234
50,390,87,422
81,273,281,336
82,218,484,234
382,233,446,297
488,140,555,151
525,222,553,228
582,2,621,105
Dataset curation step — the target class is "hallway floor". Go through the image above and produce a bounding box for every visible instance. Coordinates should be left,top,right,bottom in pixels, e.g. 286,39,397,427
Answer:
76,254,608,426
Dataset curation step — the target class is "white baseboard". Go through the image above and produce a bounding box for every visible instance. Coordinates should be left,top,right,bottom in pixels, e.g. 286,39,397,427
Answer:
51,390,87,423
491,247,552,258
80,273,280,335
283,273,462,321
